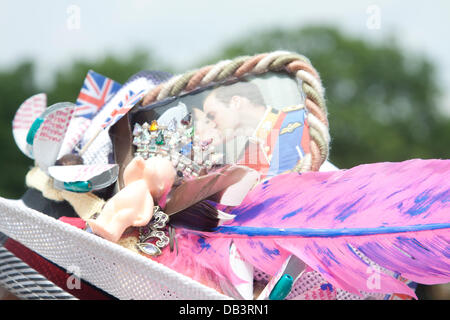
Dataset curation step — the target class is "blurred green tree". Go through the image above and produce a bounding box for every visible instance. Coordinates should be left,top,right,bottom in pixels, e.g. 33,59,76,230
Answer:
198,26,450,169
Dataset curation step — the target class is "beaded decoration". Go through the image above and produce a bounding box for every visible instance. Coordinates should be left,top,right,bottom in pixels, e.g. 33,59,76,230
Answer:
132,113,223,180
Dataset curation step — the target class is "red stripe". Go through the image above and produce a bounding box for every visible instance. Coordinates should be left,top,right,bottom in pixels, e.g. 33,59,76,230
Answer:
301,118,311,154
4,238,112,300
77,93,104,109
237,143,270,173
257,112,285,178
75,106,92,111
266,112,286,152
100,79,112,103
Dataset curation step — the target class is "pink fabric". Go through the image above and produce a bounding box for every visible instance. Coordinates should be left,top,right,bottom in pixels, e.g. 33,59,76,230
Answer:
199,159,450,297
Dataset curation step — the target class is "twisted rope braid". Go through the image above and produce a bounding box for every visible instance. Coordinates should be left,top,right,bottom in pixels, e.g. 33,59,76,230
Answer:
141,51,329,172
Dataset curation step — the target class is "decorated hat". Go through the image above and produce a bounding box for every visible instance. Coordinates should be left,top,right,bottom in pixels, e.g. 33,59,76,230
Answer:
1,51,449,301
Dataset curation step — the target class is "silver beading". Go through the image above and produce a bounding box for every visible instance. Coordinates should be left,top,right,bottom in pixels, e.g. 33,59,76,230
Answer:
136,206,170,256
132,113,222,180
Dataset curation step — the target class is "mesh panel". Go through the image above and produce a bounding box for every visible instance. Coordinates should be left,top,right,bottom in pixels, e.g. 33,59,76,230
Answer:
288,271,327,299
0,197,403,300
0,197,229,300
254,269,270,282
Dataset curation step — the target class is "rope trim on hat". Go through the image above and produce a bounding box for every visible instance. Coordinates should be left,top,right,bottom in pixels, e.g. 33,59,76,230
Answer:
140,51,329,172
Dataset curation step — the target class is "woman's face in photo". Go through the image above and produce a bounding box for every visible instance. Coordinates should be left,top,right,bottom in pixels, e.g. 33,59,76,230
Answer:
192,108,223,145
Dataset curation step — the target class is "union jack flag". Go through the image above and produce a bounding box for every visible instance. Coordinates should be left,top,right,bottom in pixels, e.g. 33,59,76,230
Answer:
101,89,146,129
75,70,122,119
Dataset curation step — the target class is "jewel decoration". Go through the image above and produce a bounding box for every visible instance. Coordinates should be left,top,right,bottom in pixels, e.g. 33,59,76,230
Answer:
156,131,165,145
137,206,170,256
181,113,191,126
133,123,142,136
149,120,159,132
167,118,177,132
132,113,222,180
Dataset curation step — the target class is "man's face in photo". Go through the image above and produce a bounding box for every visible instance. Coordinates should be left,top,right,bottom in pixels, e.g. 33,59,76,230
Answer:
203,92,240,134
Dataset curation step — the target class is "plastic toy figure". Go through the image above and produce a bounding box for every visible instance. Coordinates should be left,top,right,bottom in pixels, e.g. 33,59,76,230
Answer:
88,157,175,242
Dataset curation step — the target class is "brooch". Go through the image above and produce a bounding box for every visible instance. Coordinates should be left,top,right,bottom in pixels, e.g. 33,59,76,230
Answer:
132,114,222,181
136,206,170,256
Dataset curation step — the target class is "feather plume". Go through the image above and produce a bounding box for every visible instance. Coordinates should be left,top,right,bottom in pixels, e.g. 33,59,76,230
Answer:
169,201,232,231
164,165,256,232
165,165,256,232
192,159,450,298
165,165,254,215
152,229,244,292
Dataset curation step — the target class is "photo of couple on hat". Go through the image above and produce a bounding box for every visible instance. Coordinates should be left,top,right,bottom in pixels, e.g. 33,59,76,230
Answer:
154,74,311,178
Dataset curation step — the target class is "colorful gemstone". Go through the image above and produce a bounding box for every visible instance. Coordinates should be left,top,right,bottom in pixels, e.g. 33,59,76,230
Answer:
63,181,93,193
156,131,165,145
150,120,159,131
168,118,177,132
186,126,194,137
133,123,143,136
133,136,141,146
137,242,162,256
141,127,150,138
180,142,192,156
181,113,191,125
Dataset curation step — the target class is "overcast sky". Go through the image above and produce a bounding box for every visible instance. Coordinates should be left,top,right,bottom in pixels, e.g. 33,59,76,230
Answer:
1,0,449,112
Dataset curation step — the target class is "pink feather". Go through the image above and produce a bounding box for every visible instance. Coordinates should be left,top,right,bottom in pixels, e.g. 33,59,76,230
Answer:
194,159,450,298
152,230,246,291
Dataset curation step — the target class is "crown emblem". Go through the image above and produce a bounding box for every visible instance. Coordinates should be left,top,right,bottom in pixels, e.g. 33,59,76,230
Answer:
132,113,222,180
